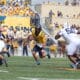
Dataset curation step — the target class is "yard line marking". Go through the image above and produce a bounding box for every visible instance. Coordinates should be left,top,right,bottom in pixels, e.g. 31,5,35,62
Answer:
18,77,56,80
18,77,39,80
0,70,8,73
18,77,80,80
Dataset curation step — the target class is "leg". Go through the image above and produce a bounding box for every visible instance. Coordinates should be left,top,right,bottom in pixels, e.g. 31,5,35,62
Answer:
73,54,80,69
45,47,51,59
0,55,3,65
6,45,10,57
66,43,78,68
32,45,40,65
68,54,80,69
32,51,40,65
25,47,28,56
6,52,10,57
40,49,48,58
67,55,77,69
68,55,77,64
23,47,25,56
0,54,8,67
2,58,8,67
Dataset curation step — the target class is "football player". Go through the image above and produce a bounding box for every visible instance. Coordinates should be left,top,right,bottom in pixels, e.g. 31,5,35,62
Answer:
28,24,51,65
55,23,80,69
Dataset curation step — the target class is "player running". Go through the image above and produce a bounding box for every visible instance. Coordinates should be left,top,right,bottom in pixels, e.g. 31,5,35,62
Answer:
28,24,51,65
55,22,80,69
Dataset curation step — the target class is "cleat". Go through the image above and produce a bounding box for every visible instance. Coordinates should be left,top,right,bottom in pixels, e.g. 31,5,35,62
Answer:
36,60,40,65
76,63,80,69
37,62,40,65
0,59,3,65
70,63,77,69
47,54,51,59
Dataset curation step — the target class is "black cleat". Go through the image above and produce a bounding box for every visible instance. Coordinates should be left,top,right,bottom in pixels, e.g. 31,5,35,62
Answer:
37,62,40,65
47,54,51,59
0,59,3,65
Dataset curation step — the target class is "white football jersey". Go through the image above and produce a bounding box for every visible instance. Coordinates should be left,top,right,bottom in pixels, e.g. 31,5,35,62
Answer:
58,28,79,44
59,23,80,55
0,40,6,52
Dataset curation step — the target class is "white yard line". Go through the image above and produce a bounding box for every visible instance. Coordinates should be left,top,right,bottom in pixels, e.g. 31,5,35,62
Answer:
18,77,80,80
18,77,39,80
18,77,56,80
0,70,8,73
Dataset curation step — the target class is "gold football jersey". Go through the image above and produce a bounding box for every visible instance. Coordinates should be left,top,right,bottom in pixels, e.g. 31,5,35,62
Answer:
32,28,46,44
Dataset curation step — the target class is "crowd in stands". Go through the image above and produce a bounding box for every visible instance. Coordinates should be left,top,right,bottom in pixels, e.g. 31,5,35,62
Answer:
0,0,80,58
1,17,80,58
48,9,80,19
0,25,31,56
47,7,80,30
43,0,80,6
1,22,80,58
0,0,34,17
51,22,80,34
0,24,67,58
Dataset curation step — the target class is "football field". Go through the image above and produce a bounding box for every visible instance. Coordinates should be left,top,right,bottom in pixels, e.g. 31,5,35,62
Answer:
0,56,80,80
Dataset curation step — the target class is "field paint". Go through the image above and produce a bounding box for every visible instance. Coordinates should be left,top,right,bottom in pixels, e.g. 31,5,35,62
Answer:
18,77,57,80
18,77,80,80
0,70,8,73
57,67,80,71
18,77,39,80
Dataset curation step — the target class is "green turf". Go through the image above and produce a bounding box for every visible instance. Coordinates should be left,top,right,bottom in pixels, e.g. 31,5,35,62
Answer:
0,56,80,80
